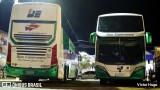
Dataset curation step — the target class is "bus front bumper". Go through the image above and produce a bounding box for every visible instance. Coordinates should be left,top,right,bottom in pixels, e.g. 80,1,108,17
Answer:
6,64,58,78
95,66,145,80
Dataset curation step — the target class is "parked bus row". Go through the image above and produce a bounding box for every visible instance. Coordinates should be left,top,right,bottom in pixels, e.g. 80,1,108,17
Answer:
2,2,159,85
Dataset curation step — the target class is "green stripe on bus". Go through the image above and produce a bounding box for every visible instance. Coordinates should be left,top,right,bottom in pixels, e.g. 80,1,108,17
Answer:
6,65,58,77
95,66,145,80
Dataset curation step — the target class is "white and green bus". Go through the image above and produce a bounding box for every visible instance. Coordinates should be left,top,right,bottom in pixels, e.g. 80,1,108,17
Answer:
6,2,79,82
90,13,150,84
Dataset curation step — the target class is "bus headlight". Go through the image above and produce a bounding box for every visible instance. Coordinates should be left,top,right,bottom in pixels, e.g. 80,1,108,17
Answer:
95,65,110,78
96,65,106,71
131,66,145,79
133,66,145,72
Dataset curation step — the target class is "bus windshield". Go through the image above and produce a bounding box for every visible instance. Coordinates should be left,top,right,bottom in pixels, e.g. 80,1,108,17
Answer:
97,37,145,65
98,16,144,32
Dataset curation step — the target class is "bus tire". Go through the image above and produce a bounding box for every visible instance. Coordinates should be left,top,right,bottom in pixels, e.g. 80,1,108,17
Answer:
100,79,107,85
63,65,68,83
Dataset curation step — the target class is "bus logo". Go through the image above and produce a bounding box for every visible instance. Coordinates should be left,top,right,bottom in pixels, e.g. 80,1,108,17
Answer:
27,9,42,18
117,66,123,72
25,23,39,31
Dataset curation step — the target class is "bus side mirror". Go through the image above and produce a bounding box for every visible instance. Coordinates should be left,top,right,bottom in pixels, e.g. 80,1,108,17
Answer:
90,32,96,44
146,32,152,44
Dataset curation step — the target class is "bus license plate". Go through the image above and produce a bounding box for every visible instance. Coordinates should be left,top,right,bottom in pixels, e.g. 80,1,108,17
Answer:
115,73,124,77
25,71,34,74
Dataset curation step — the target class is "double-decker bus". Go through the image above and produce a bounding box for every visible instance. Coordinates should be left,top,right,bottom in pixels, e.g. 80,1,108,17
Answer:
6,2,79,82
90,13,147,84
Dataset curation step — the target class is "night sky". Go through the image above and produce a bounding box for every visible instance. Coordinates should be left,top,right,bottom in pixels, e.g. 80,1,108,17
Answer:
0,0,159,54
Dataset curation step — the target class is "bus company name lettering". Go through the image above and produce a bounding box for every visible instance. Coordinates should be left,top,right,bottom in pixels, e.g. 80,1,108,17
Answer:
17,55,46,62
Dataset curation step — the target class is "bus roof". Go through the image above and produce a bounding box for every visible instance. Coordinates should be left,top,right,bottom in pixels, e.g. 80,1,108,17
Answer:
13,2,60,7
98,13,142,17
11,2,60,21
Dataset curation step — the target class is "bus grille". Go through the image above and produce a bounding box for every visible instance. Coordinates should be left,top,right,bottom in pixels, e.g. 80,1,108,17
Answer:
14,34,52,42
16,47,48,56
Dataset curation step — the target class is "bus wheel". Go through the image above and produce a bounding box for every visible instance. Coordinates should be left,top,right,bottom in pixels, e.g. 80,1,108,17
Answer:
63,66,68,83
100,79,107,85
